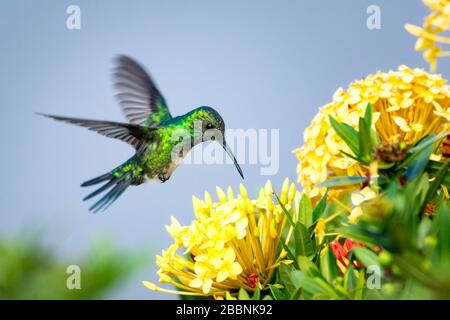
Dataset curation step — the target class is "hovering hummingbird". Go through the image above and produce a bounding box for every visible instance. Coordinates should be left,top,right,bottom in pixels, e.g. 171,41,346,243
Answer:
40,55,244,212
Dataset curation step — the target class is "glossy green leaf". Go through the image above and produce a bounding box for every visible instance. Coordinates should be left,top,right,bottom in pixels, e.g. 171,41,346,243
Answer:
425,161,450,207
294,222,314,258
297,256,322,278
409,132,449,154
329,116,360,156
299,193,313,227
280,237,298,268
299,277,338,299
268,284,288,300
336,226,376,245
274,193,295,226
405,144,433,180
279,264,296,295
290,270,305,288
359,117,372,163
238,288,251,300
320,246,339,283
363,103,372,126
317,176,366,188
312,190,328,223
435,202,450,265
252,287,261,300
352,247,380,268
343,266,357,298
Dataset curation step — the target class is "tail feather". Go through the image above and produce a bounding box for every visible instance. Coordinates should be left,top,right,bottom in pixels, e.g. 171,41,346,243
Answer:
82,179,117,201
81,173,112,187
90,181,129,212
81,157,142,212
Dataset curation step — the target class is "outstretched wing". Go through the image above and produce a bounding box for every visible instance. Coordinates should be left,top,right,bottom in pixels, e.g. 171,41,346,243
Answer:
39,113,149,151
113,55,172,126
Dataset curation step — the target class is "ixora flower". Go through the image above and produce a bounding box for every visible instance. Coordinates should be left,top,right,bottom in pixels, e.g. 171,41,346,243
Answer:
294,65,450,199
143,179,297,297
405,0,450,71
330,239,364,274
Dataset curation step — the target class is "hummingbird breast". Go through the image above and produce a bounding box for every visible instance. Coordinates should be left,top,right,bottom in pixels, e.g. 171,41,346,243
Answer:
140,127,187,182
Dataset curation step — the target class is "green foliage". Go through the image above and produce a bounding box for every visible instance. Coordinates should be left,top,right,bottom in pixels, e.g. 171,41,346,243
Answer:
318,176,366,188
216,104,450,300
0,236,145,299
237,103,450,300
328,103,376,165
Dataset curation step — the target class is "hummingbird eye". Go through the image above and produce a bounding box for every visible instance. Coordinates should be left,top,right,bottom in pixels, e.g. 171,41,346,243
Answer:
205,122,214,130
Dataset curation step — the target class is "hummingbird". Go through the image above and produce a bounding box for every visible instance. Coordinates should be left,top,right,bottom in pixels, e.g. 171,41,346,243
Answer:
40,55,244,212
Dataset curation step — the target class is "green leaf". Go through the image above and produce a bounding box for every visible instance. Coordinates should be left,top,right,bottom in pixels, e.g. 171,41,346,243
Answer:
362,103,379,150
290,270,305,288
409,132,449,154
352,247,380,268
238,288,251,300
251,287,261,300
299,277,338,299
340,150,363,163
363,103,373,127
329,116,360,156
425,161,450,207
359,117,372,163
268,284,288,300
288,271,305,300
405,144,433,180
294,222,315,258
317,176,366,188
313,190,328,223
355,268,366,300
434,202,450,265
297,256,322,278
279,264,296,296
320,246,339,283
289,288,302,300
343,266,357,298
274,193,295,226
280,238,297,267
427,159,449,171
299,193,313,227
336,226,376,245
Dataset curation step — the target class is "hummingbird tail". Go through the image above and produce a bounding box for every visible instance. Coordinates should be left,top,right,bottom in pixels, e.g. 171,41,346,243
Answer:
81,157,143,213
81,173,112,187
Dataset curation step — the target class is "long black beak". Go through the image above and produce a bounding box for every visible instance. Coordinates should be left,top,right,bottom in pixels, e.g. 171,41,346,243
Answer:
222,140,244,179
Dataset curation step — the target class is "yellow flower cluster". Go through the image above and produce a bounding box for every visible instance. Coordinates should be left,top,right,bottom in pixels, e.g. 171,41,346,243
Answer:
405,0,450,71
294,65,450,199
143,179,297,297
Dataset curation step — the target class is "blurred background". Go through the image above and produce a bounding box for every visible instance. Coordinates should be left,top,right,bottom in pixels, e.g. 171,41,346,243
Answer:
0,0,447,299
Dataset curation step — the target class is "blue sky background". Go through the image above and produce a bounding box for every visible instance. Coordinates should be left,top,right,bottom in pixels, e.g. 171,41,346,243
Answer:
0,0,448,299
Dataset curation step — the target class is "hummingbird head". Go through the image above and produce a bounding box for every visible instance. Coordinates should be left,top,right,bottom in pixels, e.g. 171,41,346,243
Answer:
188,106,244,179
190,106,225,133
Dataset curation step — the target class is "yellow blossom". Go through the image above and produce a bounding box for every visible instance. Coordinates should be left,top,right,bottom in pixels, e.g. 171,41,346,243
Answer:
144,179,297,298
315,218,327,243
405,0,450,71
294,66,450,199
349,187,377,224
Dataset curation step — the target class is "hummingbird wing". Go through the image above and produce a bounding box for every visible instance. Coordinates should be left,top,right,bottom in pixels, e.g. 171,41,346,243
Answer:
39,113,150,151
112,55,172,126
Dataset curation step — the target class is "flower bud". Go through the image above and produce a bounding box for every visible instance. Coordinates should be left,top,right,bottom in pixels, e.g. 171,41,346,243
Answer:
216,186,227,203
264,180,273,196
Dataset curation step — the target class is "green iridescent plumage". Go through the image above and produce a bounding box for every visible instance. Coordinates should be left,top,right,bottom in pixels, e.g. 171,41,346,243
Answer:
40,55,243,212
